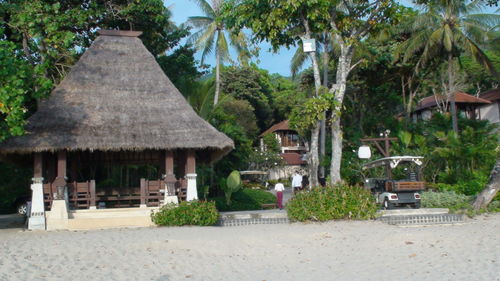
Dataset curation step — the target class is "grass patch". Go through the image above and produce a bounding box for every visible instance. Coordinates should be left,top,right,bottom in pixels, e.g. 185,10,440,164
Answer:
210,188,276,211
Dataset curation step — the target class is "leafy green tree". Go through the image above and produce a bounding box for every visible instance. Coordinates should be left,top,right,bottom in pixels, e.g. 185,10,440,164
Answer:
269,74,307,122
0,39,52,140
157,45,206,96
396,0,499,132
220,65,273,130
228,0,397,185
187,0,250,105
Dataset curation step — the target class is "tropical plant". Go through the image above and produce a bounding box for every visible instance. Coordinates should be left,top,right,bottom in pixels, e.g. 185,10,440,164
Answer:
221,170,242,205
187,0,250,105
396,0,500,132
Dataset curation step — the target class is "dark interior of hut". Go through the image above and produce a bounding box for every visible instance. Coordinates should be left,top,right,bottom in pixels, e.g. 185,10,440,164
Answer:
39,150,189,209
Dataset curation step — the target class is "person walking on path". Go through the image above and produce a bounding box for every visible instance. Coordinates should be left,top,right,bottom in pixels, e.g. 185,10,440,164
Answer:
274,182,285,209
292,171,303,194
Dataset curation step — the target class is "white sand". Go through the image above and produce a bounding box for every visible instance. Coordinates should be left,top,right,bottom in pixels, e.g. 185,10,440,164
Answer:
0,214,499,281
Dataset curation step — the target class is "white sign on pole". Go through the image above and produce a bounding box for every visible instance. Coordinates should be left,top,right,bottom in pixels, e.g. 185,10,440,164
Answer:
302,39,316,52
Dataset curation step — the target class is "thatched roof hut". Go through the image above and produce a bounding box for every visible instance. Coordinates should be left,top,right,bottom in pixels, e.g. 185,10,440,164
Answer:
0,30,233,161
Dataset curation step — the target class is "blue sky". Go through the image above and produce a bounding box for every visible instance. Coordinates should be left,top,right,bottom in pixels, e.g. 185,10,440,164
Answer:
166,0,499,77
167,0,298,76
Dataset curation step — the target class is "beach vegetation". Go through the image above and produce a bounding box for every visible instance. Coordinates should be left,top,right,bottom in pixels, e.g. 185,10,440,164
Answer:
151,201,219,226
286,184,378,222
421,191,472,212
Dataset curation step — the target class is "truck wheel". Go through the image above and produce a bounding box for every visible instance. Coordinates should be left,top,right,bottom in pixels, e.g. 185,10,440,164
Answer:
384,198,395,210
413,202,421,209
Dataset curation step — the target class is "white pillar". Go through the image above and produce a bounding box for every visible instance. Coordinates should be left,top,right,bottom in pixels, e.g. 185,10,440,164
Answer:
186,173,198,201
28,177,46,230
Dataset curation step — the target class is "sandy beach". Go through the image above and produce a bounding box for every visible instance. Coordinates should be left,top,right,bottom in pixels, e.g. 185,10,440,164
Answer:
0,213,498,281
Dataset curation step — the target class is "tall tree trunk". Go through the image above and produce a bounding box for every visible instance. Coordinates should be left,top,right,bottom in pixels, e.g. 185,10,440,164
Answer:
329,43,353,185
319,41,329,179
214,49,221,105
308,51,321,187
472,157,500,211
448,53,459,133
302,18,322,187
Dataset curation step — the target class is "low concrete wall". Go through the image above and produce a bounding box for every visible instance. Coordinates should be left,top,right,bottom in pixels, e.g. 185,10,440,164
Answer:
50,207,159,231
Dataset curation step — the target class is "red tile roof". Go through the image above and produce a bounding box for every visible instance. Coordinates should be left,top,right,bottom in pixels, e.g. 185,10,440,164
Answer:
415,91,491,111
480,88,500,102
281,153,306,165
260,120,292,136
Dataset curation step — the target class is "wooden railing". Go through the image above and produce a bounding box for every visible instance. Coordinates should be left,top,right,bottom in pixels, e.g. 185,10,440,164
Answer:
43,181,96,210
43,178,188,210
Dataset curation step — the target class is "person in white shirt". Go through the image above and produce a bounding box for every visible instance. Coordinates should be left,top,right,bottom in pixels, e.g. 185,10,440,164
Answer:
274,182,285,209
291,171,303,194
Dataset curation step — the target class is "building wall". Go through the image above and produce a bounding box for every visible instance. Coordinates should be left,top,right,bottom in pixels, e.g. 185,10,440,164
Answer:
479,102,500,125
269,165,305,181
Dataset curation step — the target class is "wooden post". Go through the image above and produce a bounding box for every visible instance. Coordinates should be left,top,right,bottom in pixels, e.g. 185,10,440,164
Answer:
53,150,67,199
186,150,196,174
34,152,43,179
140,178,146,207
164,151,176,196
166,151,174,176
89,180,96,209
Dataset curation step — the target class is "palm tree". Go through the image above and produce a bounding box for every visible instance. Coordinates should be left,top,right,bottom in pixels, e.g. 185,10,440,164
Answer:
397,0,499,132
187,0,250,105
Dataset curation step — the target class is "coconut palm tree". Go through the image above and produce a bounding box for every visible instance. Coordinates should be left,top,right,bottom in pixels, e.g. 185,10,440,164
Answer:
187,0,250,105
397,0,499,132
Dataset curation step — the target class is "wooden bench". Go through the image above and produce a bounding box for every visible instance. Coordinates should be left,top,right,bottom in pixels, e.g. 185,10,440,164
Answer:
261,203,277,209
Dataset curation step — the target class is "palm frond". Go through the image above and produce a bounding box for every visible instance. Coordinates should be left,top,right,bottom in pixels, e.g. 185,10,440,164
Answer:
229,30,250,65
187,16,214,29
457,32,498,76
189,0,216,18
291,44,308,78
197,25,217,64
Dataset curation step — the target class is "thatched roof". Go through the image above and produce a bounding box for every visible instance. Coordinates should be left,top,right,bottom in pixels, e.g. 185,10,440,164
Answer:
0,30,233,161
260,120,293,137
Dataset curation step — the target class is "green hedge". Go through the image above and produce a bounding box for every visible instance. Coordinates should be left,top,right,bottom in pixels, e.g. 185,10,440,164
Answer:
151,201,219,226
211,188,276,211
421,191,473,212
286,185,378,222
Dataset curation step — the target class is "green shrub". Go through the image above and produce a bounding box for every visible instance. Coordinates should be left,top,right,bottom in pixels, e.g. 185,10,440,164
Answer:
433,172,488,196
421,191,473,212
286,184,378,222
151,201,219,226
211,188,276,211
486,200,500,213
